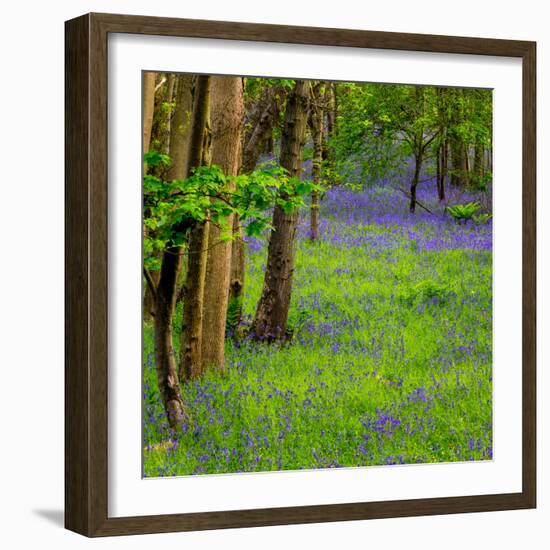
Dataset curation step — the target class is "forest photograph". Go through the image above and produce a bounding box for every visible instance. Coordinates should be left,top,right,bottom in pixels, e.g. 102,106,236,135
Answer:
142,72,493,477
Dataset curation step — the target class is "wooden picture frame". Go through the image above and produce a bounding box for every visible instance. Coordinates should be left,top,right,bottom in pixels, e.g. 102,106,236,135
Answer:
65,12,536,537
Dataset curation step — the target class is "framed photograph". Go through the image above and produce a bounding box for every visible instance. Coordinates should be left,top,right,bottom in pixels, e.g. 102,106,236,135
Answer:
65,12,536,537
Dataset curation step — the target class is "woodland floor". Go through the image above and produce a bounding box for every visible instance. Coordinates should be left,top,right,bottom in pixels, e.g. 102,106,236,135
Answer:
143,183,493,477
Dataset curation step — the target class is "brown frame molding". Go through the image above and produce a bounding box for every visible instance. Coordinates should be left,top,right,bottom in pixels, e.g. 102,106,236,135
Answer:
65,12,536,537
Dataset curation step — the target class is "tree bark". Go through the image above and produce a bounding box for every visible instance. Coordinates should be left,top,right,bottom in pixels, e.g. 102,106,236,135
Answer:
166,75,194,182
154,249,187,429
309,82,324,241
201,76,244,372
152,75,210,426
410,150,422,213
449,88,469,188
180,221,210,380
179,75,212,380
252,80,309,340
143,74,185,321
142,72,156,155
242,85,284,173
229,215,245,306
150,74,176,163
437,139,447,202
473,137,484,187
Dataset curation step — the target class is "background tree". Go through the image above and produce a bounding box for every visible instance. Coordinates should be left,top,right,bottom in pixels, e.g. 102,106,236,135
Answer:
308,81,325,240
252,80,310,339
228,79,289,326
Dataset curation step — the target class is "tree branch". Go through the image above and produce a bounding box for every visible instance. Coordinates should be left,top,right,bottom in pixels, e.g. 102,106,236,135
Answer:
394,187,434,214
143,268,158,301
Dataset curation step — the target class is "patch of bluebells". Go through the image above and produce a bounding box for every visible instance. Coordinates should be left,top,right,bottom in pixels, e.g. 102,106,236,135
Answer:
143,176,493,476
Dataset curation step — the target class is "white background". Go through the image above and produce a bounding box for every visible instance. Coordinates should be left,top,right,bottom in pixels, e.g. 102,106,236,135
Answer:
0,0,547,548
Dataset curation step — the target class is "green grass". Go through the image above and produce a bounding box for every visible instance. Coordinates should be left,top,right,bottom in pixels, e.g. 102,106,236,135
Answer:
143,189,492,477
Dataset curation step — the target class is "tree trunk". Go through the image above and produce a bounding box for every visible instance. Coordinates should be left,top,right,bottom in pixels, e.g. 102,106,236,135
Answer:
309,82,324,241
201,76,244,372
153,249,188,429
179,75,212,380
242,85,284,173
152,75,210,426
166,75,194,182
436,145,441,199
410,152,422,213
449,88,469,188
451,140,467,187
150,74,176,167
143,75,184,321
474,138,484,187
252,80,309,340
142,72,156,155
437,139,447,202
143,270,160,320
229,215,245,307
324,82,336,163
180,221,210,380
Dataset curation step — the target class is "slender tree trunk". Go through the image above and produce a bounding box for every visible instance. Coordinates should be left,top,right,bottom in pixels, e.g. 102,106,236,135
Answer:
436,139,447,202
326,82,336,139
142,70,159,322
150,74,176,169
229,215,245,306
143,72,156,155
229,123,246,325
179,75,212,380
436,146,442,198
441,139,448,201
264,133,274,155
152,75,210,426
166,75,194,182
474,138,484,187
143,270,160,320
180,221,210,380
252,80,309,340
242,85,284,173
309,82,324,241
201,76,244,372
153,250,187,429
228,82,283,326
449,88,469,188
143,74,185,321
410,152,422,213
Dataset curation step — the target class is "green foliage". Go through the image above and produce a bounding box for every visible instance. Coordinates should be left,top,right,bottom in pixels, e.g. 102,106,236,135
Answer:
446,202,481,222
226,296,243,333
473,213,492,225
331,83,492,192
401,280,454,307
143,156,324,268
286,308,314,337
144,149,171,168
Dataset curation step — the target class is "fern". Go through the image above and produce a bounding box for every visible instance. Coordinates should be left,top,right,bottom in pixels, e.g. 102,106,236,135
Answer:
446,202,481,222
226,296,243,333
